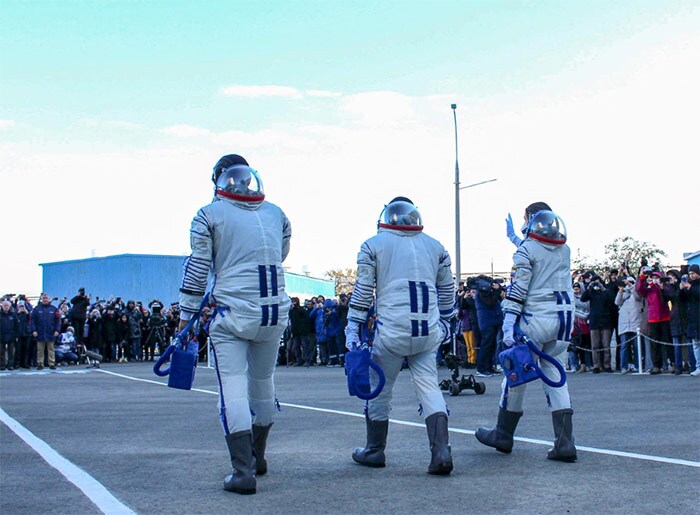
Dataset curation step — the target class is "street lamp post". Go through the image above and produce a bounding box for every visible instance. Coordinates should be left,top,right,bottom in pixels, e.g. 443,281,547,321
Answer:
451,104,461,284
451,103,498,284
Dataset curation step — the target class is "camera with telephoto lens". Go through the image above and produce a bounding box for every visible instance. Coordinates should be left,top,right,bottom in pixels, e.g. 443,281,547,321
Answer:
149,299,164,314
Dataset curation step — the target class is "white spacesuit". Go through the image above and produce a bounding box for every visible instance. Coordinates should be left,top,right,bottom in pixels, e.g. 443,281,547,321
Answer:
179,154,291,494
345,197,455,475
476,208,577,462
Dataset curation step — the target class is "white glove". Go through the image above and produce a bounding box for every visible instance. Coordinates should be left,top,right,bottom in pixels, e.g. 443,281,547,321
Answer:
502,312,518,347
506,213,523,247
345,320,361,351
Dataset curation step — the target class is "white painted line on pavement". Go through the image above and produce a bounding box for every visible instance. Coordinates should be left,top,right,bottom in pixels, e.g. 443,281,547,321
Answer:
96,369,700,469
0,407,135,515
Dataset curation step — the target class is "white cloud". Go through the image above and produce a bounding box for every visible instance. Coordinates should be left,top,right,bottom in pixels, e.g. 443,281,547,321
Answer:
0,119,16,129
220,85,304,99
338,91,418,127
161,124,212,138
305,89,342,98
220,85,343,100
77,119,144,130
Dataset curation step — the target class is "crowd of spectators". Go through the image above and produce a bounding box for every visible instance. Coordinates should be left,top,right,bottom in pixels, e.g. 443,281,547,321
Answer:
2,261,698,378
0,287,353,372
0,288,182,370
282,293,349,367
453,260,700,377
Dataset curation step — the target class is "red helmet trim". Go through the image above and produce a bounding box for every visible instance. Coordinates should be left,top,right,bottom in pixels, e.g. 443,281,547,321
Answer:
217,190,265,202
378,223,423,231
529,233,566,245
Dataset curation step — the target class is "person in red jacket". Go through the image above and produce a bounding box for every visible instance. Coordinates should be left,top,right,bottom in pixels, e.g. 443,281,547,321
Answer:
636,270,671,374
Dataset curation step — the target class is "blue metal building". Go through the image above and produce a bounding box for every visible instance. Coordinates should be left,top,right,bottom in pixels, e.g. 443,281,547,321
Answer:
683,251,700,269
40,254,335,305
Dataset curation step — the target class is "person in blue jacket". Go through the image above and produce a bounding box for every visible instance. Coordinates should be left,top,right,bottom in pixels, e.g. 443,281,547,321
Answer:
323,298,344,367
310,297,328,365
473,276,504,377
31,293,61,370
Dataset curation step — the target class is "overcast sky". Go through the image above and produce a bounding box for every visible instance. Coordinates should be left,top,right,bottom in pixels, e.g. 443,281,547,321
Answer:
1,0,698,297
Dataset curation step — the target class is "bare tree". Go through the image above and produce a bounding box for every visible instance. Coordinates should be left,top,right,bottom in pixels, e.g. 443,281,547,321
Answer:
572,236,667,275
325,268,358,296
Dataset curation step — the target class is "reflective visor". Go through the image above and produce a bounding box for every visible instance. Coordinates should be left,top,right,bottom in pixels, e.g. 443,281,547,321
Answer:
216,165,265,201
377,200,423,231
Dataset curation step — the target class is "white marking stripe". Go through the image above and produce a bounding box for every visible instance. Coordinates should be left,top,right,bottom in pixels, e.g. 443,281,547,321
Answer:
0,407,135,515
97,369,700,469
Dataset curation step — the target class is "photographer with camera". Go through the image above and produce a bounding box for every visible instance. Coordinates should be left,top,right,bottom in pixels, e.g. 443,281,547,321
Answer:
101,306,120,362
322,298,343,367
615,276,643,373
124,300,143,361
679,264,700,376
604,268,623,369
474,275,504,377
165,303,180,343
85,308,103,357
635,265,671,375
289,297,315,367
580,273,616,373
69,287,90,345
309,296,328,366
664,270,689,375
145,300,167,361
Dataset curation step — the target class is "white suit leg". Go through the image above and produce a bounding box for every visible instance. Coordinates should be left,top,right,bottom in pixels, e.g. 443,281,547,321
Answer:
499,376,528,411
406,345,447,419
247,338,281,426
540,340,572,411
367,342,405,421
211,335,252,434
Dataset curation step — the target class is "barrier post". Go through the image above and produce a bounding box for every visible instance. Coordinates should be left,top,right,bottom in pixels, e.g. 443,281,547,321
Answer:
635,328,644,374
610,329,617,370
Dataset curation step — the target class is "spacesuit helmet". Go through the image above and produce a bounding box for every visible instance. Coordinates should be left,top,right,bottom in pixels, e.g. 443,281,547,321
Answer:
377,197,423,231
215,164,265,202
524,210,567,244
211,154,249,185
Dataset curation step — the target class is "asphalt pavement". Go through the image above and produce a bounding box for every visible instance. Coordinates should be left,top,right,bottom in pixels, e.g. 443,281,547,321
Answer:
1,362,698,514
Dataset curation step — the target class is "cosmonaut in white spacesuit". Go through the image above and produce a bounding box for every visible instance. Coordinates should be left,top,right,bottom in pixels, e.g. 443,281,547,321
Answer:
475,206,577,462
345,197,456,475
179,154,292,494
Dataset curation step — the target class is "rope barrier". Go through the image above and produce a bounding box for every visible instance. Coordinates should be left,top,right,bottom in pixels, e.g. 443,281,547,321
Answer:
566,328,695,373
568,332,691,353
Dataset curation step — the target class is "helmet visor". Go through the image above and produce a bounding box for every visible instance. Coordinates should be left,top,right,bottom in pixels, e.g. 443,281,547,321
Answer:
216,165,265,201
526,210,567,244
378,200,423,231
